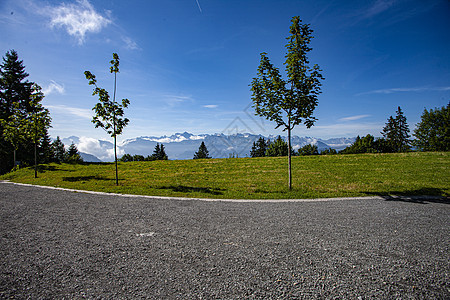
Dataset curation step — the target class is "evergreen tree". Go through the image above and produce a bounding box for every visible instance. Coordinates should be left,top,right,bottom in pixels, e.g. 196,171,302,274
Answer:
382,106,410,152
320,148,337,155
152,143,168,160
39,131,54,164
413,104,449,151
52,136,66,163
193,141,211,159
0,50,42,174
266,136,288,157
250,137,269,157
120,153,133,162
66,142,83,163
0,51,51,175
298,144,319,155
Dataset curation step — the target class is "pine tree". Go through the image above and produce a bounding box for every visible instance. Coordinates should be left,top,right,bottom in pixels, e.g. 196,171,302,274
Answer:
151,143,168,160
0,50,38,173
39,131,54,164
66,142,83,163
250,137,268,157
266,136,288,157
298,144,319,155
193,141,211,159
382,106,410,152
52,136,66,163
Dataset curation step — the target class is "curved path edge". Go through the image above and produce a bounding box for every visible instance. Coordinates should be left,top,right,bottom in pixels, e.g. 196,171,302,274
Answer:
0,180,444,203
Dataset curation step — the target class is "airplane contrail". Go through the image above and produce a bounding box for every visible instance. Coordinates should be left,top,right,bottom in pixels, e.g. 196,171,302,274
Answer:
196,0,202,13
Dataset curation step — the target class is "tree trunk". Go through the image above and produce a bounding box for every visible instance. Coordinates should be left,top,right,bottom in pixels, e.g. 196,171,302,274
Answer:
114,134,118,186
34,122,37,178
288,122,292,190
13,149,16,169
34,140,37,178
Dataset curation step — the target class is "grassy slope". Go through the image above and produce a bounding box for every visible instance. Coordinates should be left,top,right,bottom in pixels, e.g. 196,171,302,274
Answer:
1,152,448,199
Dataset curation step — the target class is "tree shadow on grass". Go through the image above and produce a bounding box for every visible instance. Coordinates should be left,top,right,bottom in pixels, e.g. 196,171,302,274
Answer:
62,175,111,182
157,185,225,196
36,165,70,172
364,188,449,204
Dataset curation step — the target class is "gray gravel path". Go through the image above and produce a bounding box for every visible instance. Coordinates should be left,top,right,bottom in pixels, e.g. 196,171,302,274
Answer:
1,182,449,299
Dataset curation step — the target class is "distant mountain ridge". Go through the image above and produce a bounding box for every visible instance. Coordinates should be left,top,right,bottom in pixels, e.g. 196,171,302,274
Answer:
61,132,355,162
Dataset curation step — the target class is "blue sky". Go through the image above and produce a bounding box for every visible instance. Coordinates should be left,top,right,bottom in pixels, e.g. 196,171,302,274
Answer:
1,0,449,141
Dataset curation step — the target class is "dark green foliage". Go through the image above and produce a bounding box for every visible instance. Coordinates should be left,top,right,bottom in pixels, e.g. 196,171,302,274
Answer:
193,141,211,159
250,137,269,157
320,148,337,155
413,104,449,151
120,154,133,162
66,142,83,163
0,50,51,175
85,53,130,185
39,131,54,164
266,136,288,157
381,106,410,152
250,16,324,189
340,134,393,154
152,143,168,160
298,144,319,156
133,154,145,161
52,136,66,163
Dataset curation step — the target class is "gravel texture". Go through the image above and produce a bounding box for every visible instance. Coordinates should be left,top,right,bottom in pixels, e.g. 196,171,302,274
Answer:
1,182,449,299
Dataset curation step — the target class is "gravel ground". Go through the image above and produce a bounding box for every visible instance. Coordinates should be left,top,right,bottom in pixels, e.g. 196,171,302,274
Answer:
0,182,449,299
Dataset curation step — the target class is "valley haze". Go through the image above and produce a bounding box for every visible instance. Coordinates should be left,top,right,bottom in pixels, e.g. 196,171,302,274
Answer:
61,132,355,162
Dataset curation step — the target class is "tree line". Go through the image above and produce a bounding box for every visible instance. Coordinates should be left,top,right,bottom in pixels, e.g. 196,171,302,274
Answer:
250,105,449,157
119,141,211,161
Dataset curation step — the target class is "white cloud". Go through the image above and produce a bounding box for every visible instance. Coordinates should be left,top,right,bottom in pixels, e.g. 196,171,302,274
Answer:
47,104,92,119
338,114,370,122
47,0,112,44
122,36,140,50
42,80,65,96
203,105,218,109
76,136,121,161
357,86,450,96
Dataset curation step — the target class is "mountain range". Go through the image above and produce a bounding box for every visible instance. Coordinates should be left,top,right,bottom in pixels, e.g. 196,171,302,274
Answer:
62,132,355,162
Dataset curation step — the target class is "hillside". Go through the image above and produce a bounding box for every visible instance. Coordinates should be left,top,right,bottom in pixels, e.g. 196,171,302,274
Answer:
2,152,448,200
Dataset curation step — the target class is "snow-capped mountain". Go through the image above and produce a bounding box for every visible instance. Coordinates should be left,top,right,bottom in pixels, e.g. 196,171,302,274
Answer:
61,132,355,162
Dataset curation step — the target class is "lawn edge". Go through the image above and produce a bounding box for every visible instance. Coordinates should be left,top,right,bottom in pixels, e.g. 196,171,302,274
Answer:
1,180,446,203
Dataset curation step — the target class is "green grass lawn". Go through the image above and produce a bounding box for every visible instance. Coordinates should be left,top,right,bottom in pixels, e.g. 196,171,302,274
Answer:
1,152,448,199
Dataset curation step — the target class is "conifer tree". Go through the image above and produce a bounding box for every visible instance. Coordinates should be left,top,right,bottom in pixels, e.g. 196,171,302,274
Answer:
151,143,168,160
66,142,83,163
382,106,410,152
52,136,66,163
250,137,268,157
39,131,54,164
265,136,289,157
193,141,211,159
0,50,46,173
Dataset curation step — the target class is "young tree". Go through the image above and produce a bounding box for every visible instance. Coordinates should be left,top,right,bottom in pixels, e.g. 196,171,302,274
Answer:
52,136,66,163
250,137,269,157
413,104,449,151
250,16,324,189
266,136,289,157
193,141,211,159
0,102,28,168
382,106,410,152
25,84,52,177
85,53,130,185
